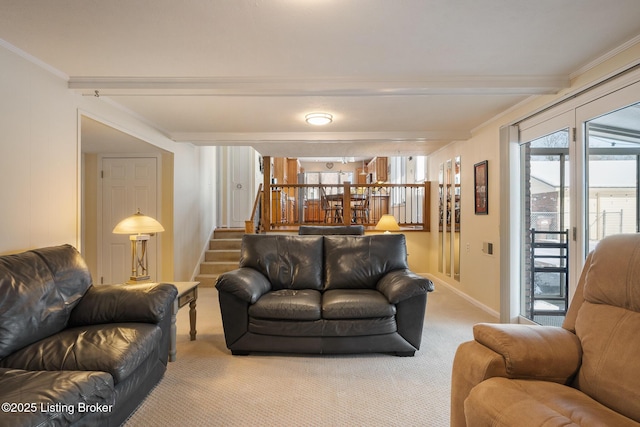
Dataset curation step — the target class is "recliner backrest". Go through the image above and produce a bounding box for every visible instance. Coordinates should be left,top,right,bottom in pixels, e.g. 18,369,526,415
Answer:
0,245,92,359
323,234,408,290
572,233,640,422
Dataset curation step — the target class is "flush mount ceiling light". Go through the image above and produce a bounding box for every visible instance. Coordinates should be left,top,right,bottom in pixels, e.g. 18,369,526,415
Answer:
305,112,333,126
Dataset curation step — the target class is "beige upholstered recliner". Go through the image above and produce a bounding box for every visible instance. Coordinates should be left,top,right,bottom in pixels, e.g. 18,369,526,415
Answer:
451,233,640,427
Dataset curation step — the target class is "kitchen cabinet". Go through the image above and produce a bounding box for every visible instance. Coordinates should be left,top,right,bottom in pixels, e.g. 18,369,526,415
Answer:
367,157,388,183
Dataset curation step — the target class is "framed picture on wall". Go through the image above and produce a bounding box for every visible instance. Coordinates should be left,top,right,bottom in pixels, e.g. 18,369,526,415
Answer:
474,160,488,215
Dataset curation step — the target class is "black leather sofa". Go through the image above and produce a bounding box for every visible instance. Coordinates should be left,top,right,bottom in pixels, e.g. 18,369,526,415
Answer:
216,234,434,356
298,225,365,235
0,245,177,427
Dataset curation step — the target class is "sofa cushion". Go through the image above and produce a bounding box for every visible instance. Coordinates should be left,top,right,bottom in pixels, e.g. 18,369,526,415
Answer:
0,367,114,426
249,289,322,320
465,377,639,427
0,323,162,384
0,245,92,359
240,235,324,291
324,235,408,290
322,289,396,319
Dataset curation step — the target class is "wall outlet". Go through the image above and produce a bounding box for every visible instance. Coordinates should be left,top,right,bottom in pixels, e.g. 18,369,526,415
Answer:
482,242,494,255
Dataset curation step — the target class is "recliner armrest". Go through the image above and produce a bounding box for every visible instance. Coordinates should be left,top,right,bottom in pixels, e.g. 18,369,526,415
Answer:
68,283,177,326
473,323,582,381
451,324,583,427
215,268,272,303
376,269,434,304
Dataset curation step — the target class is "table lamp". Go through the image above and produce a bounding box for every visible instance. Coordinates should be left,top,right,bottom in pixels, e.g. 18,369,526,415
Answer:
113,209,164,282
375,214,400,233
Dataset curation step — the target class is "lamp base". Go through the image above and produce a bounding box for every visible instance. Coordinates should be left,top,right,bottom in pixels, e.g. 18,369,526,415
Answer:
128,234,152,284
128,275,151,284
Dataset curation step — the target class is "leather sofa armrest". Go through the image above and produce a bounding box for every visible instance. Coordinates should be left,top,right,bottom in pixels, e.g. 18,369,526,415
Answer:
68,283,177,326
473,323,582,381
376,269,434,304
215,268,272,304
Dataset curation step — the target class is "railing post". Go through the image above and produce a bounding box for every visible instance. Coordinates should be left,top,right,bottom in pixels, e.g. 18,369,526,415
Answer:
263,156,272,231
423,181,431,232
343,182,351,225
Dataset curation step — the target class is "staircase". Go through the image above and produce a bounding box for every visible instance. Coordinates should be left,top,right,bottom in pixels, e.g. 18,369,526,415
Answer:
195,228,244,287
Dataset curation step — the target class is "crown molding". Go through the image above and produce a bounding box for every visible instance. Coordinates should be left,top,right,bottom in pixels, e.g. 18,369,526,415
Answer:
569,34,640,80
0,38,69,81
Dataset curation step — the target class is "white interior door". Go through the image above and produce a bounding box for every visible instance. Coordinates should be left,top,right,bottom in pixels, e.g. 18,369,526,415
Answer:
230,146,254,228
100,156,159,284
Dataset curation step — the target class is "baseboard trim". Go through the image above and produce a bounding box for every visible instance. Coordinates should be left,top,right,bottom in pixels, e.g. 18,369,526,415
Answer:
423,273,500,320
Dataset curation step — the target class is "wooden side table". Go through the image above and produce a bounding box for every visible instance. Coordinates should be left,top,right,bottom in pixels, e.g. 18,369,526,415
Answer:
169,281,199,362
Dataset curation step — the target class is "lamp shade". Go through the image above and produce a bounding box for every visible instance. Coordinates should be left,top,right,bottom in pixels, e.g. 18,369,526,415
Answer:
375,214,400,232
113,209,164,234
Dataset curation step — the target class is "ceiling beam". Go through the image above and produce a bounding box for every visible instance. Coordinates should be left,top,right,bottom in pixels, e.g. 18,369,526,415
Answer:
171,130,471,144
70,75,569,97
248,140,451,158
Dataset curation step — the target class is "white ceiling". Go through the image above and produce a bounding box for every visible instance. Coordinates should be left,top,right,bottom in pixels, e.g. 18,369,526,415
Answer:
2,0,640,158
81,116,166,154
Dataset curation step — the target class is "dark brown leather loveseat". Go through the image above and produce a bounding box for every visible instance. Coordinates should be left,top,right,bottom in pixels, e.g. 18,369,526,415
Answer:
215,234,433,356
0,245,177,427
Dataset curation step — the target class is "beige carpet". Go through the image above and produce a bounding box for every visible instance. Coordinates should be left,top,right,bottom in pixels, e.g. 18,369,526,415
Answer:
123,282,497,427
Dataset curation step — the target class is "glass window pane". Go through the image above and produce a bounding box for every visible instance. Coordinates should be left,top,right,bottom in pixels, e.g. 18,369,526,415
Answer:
586,102,640,252
521,129,570,326
529,129,569,148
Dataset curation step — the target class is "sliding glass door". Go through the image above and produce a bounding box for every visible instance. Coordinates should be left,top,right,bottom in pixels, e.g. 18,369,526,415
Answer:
516,78,640,325
520,125,572,325
579,89,640,255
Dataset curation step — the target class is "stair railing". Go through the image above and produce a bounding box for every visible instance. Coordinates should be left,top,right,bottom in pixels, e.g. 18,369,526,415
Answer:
245,183,264,234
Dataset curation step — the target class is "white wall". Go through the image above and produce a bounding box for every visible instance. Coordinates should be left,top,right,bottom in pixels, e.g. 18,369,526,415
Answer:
0,43,217,282
427,134,501,313
0,45,78,254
